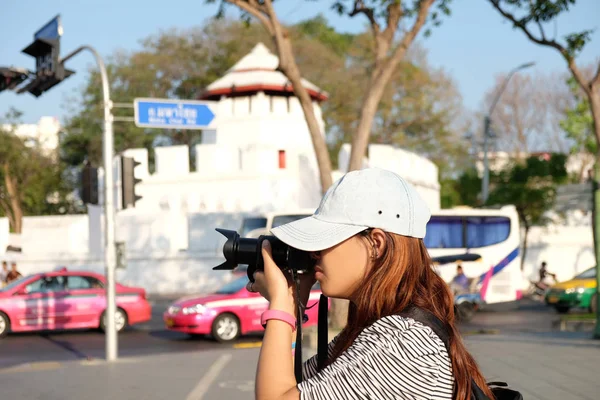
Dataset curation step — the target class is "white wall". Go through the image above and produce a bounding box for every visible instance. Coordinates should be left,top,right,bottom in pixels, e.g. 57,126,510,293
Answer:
4,209,595,295
0,217,8,255
521,223,595,285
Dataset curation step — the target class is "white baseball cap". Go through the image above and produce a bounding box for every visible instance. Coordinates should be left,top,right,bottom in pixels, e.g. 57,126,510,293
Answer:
271,167,431,251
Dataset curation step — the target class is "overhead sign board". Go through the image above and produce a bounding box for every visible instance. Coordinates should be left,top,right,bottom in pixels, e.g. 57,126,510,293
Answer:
34,15,63,40
134,98,217,130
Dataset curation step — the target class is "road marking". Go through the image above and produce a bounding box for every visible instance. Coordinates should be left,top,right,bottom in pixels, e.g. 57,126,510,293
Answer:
0,361,62,374
233,341,262,349
185,353,232,400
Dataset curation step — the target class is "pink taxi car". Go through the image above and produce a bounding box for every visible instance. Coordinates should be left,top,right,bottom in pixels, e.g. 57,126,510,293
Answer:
0,269,151,338
164,274,327,342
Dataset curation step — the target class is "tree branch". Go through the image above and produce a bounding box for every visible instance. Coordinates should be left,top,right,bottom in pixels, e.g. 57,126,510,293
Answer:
380,3,403,46
591,61,600,88
225,0,274,35
528,0,546,41
489,0,590,94
385,0,434,74
349,0,380,37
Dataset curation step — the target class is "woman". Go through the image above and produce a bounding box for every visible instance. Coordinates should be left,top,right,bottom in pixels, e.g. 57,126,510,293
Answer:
249,167,493,400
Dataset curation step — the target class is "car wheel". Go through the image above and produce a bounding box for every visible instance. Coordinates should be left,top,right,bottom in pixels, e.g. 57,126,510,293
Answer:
0,312,10,338
590,294,597,314
555,305,570,314
456,302,476,323
100,308,128,333
211,313,240,343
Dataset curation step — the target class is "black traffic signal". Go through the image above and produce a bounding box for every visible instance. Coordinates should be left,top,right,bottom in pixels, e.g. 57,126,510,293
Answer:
17,16,74,97
81,162,99,205
0,67,30,93
121,156,142,209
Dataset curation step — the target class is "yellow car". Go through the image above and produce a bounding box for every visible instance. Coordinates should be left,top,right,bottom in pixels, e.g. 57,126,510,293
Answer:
545,267,597,314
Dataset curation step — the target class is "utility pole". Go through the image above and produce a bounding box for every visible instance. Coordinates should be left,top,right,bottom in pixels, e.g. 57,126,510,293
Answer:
481,61,535,204
61,46,117,360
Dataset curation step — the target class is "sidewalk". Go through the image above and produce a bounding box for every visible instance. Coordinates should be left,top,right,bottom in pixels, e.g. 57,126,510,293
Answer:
1,331,599,399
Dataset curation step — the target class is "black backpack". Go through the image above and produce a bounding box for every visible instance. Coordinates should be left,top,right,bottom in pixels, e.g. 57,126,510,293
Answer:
398,306,524,400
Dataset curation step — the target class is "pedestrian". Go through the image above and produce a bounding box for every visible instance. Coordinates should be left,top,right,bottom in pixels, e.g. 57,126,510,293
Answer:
0,261,8,287
5,262,22,284
248,168,494,400
450,264,470,295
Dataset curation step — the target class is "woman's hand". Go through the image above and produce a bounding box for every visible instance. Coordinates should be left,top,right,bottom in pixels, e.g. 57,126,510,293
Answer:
248,240,316,316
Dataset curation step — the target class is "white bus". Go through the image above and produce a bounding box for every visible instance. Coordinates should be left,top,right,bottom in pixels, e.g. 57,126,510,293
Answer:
425,205,522,305
239,205,522,305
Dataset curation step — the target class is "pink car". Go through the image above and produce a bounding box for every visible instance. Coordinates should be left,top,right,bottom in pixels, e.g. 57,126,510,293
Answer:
0,269,151,338
164,274,328,342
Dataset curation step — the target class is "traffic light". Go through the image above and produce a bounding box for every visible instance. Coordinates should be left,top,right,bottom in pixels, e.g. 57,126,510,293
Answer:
16,16,74,97
81,162,99,205
121,156,142,209
0,67,30,93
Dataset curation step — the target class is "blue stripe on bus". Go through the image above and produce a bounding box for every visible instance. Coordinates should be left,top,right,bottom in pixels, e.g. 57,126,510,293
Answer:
477,247,520,284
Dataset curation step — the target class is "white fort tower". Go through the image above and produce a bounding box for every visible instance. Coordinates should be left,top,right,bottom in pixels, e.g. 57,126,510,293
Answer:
119,43,440,215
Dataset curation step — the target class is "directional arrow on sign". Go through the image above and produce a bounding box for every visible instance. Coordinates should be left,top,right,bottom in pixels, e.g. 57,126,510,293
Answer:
134,98,218,130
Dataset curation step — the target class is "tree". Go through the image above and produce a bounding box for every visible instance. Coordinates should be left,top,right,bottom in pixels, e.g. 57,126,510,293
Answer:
441,168,481,208
485,71,572,155
487,0,600,336
0,109,76,235
331,0,452,171
207,0,335,193
487,154,567,270
561,75,596,181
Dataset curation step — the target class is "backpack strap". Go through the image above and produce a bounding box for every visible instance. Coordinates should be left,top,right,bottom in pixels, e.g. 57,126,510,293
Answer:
398,305,450,349
398,305,493,400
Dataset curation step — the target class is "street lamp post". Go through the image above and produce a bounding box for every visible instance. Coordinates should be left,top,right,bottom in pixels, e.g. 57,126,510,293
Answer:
481,62,535,204
61,46,118,361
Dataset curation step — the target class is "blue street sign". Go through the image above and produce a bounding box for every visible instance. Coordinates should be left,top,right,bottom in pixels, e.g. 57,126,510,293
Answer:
34,15,63,40
134,98,217,130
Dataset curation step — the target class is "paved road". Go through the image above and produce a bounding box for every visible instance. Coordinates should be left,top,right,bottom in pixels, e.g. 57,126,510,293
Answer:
0,299,263,369
0,298,598,399
0,298,571,369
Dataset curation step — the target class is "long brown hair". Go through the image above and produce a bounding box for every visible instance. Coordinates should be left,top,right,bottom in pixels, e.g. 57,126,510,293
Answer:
326,230,494,400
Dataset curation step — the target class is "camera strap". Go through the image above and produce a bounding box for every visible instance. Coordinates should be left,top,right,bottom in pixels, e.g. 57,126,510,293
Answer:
293,271,303,383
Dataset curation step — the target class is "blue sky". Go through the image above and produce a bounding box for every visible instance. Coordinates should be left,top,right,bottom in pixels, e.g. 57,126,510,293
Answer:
1,0,598,124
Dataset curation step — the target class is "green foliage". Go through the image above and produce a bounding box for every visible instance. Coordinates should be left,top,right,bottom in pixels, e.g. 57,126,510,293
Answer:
64,17,465,179
331,0,453,37
441,168,481,208
560,77,595,154
0,109,78,231
487,153,568,228
489,0,594,59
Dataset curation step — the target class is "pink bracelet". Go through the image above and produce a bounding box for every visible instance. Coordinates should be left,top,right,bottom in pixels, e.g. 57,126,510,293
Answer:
261,310,296,332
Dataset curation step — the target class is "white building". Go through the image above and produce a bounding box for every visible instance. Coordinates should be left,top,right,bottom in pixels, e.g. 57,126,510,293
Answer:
114,43,441,217
476,150,594,182
1,116,60,157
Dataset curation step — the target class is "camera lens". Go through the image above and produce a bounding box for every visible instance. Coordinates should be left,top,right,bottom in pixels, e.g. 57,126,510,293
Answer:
213,228,316,281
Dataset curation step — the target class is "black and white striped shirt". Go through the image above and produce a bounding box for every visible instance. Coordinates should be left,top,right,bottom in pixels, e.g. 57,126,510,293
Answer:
299,315,454,399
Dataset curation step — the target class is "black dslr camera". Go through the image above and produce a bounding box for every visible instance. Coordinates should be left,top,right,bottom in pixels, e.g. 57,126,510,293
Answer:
213,228,316,282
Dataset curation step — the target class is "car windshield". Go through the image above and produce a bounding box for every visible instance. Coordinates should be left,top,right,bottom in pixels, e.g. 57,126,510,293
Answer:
215,276,249,294
0,275,33,292
240,217,267,237
272,214,311,228
575,267,596,280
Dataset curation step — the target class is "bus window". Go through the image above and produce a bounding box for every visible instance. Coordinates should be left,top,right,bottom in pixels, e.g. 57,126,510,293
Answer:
424,216,464,248
466,217,510,248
